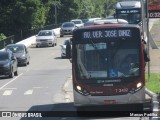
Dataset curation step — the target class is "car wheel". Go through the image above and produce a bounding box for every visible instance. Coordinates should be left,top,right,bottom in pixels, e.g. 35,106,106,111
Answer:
36,45,39,48
27,61,30,65
52,44,55,47
24,62,27,66
9,69,14,78
60,34,63,37
55,43,57,46
14,70,18,76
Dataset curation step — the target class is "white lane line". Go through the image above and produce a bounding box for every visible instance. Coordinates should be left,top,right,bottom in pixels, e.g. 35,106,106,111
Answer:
33,87,48,89
24,89,33,95
2,88,17,90
3,90,13,96
0,73,23,90
26,68,30,72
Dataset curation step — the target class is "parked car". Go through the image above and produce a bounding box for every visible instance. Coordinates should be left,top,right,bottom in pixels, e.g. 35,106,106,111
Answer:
0,50,18,78
70,19,84,28
36,30,57,47
60,22,77,37
5,44,30,66
60,38,72,58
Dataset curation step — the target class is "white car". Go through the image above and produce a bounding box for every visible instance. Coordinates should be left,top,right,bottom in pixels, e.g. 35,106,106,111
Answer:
36,30,57,47
60,38,72,58
71,19,84,28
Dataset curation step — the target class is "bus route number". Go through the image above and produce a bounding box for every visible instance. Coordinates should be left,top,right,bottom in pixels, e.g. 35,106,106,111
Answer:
149,12,160,18
116,88,128,93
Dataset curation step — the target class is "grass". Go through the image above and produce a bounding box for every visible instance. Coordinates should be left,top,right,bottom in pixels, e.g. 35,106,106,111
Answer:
145,73,160,93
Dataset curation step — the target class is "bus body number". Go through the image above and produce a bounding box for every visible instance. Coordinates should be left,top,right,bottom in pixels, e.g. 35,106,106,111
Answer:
116,88,128,93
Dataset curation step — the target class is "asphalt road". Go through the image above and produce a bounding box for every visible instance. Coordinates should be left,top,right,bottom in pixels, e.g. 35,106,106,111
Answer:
0,36,72,119
0,36,152,120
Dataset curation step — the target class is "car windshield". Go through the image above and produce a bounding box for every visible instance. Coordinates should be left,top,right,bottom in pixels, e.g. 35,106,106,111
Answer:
63,23,74,27
76,40,140,80
7,46,24,53
0,53,9,60
72,21,82,24
38,31,52,36
117,10,141,24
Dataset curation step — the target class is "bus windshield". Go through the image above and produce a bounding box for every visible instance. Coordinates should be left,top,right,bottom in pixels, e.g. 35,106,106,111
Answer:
116,9,141,24
76,40,140,80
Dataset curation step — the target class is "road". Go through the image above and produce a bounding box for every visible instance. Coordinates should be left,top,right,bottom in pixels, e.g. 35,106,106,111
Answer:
0,36,152,120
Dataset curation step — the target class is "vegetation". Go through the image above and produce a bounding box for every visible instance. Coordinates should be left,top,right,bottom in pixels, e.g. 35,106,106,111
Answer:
0,33,6,40
146,73,160,93
0,0,119,37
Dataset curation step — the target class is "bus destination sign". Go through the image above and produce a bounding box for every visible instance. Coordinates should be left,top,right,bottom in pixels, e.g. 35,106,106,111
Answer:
82,29,132,40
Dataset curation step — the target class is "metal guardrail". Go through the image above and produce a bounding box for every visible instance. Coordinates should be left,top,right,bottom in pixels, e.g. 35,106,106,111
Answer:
0,35,14,49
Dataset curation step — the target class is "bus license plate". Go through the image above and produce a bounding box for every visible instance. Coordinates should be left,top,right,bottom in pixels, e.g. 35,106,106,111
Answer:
104,100,116,104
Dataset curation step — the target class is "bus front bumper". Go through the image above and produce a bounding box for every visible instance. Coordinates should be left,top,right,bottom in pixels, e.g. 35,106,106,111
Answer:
73,87,145,107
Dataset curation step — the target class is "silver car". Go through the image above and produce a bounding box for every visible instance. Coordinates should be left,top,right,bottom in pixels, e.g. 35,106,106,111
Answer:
5,44,30,66
60,22,77,37
60,38,72,58
71,19,84,28
36,30,57,47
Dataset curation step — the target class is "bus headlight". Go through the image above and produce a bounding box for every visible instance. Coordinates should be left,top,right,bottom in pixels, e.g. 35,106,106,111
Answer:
76,86,81,91
136,82,142,88
129,82,143,94
76,85,89,96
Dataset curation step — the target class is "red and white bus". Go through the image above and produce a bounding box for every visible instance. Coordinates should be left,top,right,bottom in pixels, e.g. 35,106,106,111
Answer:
71,24,147,112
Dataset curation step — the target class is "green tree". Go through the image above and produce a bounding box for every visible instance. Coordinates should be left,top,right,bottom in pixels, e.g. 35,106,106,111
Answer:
0,0,120,38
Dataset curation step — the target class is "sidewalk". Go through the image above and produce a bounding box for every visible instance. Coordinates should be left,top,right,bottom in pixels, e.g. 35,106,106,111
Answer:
146,19,160,73
147,48,160,73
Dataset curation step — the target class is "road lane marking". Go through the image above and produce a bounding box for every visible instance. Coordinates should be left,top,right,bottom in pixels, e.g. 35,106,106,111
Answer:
3,90,13,96
2,88,17,90
26,68,30,72
24,89,33,95
0,73,23,90
33,87,48,89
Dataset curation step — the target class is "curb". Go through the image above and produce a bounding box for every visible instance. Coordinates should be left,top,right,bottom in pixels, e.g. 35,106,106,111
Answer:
145,89,160,119
145,88,157,97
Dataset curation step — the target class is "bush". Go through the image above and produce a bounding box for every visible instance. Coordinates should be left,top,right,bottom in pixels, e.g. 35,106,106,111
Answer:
0,33,7,40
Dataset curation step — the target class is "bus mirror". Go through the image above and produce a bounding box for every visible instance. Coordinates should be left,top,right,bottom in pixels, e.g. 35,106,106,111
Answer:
69,58,72,63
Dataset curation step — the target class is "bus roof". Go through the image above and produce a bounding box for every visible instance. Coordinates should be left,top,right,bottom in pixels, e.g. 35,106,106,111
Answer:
115,1,141,9
79,23,139,30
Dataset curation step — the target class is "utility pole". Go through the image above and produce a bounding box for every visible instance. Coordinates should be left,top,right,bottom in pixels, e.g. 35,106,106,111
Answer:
146,0,150,80
54,3,57,27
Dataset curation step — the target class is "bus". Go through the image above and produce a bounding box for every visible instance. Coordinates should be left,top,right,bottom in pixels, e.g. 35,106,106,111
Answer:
71,24,147,112
115,0,142,24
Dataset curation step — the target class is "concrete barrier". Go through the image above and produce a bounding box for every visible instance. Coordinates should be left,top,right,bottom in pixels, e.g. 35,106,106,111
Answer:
16,36,36,47
17,28,60,48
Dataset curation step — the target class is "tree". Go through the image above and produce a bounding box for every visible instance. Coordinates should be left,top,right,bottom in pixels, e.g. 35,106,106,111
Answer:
0,0,120,38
